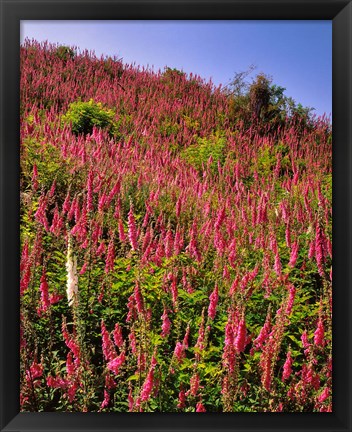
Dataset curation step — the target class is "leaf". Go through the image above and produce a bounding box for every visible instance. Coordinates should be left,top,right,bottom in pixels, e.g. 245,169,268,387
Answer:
126,374,139,382
286,334,301,345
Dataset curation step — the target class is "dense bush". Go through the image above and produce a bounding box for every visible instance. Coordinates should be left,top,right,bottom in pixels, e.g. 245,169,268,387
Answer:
181,132,227,172
226,70,314,131
62,99,116,136
56,45,75,62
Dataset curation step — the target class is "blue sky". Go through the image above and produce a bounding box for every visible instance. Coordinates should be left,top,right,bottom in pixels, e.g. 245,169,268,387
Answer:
21,21,332,116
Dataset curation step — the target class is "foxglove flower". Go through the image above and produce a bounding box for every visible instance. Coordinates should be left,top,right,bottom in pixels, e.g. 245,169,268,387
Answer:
314,319,325,347
128,202,138,251
196,402,206,412
161,309,171,337
113,323,124,348
107,352,126,375
38,268,50,314
207,285,219,320
235,318,246,353
288,240,299,267
282,351,293,381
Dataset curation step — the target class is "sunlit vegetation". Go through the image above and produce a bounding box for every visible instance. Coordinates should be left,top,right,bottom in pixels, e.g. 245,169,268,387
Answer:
20,40,332,412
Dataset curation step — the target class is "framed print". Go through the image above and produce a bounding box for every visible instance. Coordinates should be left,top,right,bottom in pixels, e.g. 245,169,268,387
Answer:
0,0,351,431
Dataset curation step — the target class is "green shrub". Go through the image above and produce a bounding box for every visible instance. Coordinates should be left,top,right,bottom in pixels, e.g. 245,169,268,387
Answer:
62,99,116,136
162,67,186,80
255,146,276,177
159,117,180,137
181,132,227,172
56,46,75,62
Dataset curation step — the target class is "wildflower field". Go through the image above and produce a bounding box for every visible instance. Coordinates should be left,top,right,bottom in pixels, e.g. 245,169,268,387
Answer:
20,40,332,412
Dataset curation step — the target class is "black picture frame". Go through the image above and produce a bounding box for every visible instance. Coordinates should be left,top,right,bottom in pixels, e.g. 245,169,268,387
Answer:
1,1,351,431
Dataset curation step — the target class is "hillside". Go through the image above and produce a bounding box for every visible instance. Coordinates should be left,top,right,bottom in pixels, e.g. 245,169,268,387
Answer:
20,40,332,412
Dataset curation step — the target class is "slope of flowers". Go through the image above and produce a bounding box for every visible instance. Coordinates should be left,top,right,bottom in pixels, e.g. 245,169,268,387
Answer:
20,40,332,412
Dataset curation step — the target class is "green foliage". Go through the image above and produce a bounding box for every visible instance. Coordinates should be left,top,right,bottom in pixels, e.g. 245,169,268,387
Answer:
62,99,116,136
162,67,186,81
226,70,314,129
228,93,251,126
182,115,201,133
249,73,272,119
158,117,180,137
21,136,72,195
181,132,227,172
56,46,75,62
255,146,277,177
